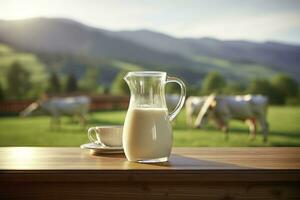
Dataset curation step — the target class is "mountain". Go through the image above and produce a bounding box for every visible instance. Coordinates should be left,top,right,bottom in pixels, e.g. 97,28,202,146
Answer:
0,18,205,83
110,29,300,77
0,18,195,68
0,17,299,83
108,29,194,56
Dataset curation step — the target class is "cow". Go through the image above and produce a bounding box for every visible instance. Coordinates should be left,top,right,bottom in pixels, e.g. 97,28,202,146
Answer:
194,94,269,142
185,96,207,127
20,96,91,128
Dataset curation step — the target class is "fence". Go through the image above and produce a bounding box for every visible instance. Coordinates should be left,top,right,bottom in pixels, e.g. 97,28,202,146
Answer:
0,96,129,115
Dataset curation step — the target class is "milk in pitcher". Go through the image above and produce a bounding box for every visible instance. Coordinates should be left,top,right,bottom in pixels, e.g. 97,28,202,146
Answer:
123,107,172,162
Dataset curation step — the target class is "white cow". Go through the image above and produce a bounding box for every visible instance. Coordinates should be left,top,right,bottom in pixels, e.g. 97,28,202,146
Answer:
20,96,90,127
185,96,207,127
194,94,269,142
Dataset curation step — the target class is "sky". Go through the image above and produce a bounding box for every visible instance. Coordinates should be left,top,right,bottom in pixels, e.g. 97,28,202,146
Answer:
1,0,300,44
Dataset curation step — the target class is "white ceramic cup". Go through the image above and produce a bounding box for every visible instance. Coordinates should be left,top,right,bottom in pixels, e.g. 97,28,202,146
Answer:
87,126,123,147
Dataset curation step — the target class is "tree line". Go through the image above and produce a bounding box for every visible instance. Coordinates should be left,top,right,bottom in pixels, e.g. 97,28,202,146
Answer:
1,61,299,105
188,71,299,105
0,61,121,100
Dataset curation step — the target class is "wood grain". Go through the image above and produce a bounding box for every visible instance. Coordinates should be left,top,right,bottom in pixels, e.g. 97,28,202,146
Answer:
0,147,300,199
1,147,300,170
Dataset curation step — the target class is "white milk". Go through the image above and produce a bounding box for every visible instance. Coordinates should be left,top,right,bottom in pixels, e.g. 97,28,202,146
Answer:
123,107,172,162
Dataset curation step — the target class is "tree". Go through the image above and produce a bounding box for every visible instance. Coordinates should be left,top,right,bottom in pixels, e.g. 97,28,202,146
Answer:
47,72,61,94
298,86,300,102
79,67,99,93
247,78,280,104
271,74,298,104
103,86,110,95
0,82,4,100
201,71,226,95
65,73,78,93
223,82,246,95
247,79,272,95
111,71,129,95
186,84,201,96
6,61,31,99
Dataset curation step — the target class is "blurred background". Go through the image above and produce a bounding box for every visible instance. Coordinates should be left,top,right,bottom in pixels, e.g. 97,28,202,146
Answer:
0,0,299,147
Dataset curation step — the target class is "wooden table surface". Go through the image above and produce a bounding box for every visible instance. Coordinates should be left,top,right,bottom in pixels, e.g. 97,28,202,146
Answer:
1,147,300,199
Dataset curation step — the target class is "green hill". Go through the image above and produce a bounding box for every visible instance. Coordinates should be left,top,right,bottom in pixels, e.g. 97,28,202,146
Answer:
1,18,299,84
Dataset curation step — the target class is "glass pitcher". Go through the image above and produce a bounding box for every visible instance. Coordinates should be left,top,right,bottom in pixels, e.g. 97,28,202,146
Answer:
123,71,186,163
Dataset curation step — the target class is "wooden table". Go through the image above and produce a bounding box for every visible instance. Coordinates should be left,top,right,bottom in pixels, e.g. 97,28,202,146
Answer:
0,147,300,199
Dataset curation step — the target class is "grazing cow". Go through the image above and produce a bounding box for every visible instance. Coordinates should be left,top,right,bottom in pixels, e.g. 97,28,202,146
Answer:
194,94,269,142
185,96,207,127
20,96,90,128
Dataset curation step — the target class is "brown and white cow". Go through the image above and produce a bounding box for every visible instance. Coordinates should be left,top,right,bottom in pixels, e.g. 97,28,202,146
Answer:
194,94,269,142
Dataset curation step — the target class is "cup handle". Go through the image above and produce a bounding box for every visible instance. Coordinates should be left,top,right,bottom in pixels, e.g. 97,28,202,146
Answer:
88,127,98,144
166,76,186,121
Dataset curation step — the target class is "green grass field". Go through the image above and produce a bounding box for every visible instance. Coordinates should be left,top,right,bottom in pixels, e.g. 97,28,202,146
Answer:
0,106,299,147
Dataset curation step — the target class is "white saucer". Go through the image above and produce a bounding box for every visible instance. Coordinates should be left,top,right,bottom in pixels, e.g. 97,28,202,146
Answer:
80,143,124,154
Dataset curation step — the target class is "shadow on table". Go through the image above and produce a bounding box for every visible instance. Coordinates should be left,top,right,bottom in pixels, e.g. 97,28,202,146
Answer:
152,154,251,169
110,154,252,170
90,150,252,169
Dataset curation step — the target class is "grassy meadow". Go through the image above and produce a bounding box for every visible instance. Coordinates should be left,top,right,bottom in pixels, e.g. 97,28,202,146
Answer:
0,106,299,147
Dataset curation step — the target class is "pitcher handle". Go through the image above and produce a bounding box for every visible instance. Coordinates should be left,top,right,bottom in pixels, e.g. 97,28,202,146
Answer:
166,76,186,121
